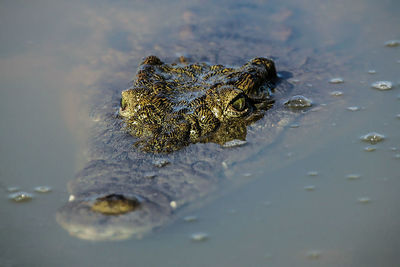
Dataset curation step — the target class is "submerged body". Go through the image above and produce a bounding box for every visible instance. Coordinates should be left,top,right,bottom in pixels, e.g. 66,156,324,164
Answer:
56,55,310,241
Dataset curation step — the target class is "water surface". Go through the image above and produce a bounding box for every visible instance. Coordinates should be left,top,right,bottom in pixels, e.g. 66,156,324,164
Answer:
0,0,399,266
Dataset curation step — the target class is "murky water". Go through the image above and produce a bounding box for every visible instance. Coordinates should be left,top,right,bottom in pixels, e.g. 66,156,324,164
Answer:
1,0,399,266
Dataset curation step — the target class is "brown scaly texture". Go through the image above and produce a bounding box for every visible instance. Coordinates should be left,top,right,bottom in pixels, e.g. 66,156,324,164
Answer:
119,55,277,153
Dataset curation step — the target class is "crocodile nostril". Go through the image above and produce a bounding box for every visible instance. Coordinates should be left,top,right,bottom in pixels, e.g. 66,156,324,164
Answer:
91,194,141,215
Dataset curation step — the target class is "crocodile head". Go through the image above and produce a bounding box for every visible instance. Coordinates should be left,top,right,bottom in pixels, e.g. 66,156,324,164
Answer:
119,56,278,153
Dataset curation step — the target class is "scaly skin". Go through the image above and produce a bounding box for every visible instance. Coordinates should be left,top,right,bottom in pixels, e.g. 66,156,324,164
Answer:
119,55,277,153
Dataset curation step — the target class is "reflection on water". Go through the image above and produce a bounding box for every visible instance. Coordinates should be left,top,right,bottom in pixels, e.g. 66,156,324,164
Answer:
0,0,399,266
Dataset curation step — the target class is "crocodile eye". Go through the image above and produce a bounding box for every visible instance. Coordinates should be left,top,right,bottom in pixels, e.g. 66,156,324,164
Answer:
231,96,246,111
121,98,127,111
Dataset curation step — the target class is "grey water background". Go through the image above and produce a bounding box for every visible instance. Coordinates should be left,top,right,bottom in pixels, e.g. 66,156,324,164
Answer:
0,0,399,266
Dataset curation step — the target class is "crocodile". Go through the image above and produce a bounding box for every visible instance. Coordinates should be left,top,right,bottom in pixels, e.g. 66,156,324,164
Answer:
56,53,315,241
53,4,337,241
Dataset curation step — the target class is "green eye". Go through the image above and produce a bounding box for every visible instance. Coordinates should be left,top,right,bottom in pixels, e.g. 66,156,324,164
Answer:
121,98,127,110
231,96,246,111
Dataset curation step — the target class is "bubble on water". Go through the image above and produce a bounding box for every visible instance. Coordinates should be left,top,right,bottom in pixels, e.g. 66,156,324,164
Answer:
304,185,316,191
91,116,101,122
183,215,198,222
396,114,400,119
307,171,319,176
144,172,157,179
306,250,321,260
394,154,400,159
170,201,177,209
152,158,169,167
277,117,292,127
364,146,377,152
191,232,209,242
289,78,300,84
330,90,343,96
284,95,313,109
242,173,253,178
221,161,228,169
346,174,361,180
357,197,371,204
6,187,20,193
384,40,400,47
8,192,33,202
34,186,52,193
329,78,344,84
360,132,385,144
367,70,377,74
347,106,360,111
223,139,247,148
371,81,393,90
